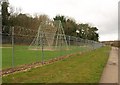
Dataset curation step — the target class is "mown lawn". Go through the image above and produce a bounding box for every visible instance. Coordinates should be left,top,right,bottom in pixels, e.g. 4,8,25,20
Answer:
2,45,88,69
2,46,111,83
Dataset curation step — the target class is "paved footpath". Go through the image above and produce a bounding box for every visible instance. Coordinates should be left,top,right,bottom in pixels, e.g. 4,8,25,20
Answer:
100,47,118,84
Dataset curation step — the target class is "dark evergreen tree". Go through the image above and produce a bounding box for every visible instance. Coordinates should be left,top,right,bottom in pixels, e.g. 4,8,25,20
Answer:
1,1,10,34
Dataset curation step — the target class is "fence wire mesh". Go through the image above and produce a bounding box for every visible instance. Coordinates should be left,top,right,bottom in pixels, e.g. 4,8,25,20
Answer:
2,26,103,70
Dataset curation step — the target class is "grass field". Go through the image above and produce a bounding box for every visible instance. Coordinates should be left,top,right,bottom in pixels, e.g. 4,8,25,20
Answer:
2,46,111,83
2,44,90,69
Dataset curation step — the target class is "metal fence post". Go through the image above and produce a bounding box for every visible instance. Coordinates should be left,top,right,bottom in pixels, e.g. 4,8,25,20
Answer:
76,37,77,46
0,49,1,82
12,27,14,68
41,33,44,64
69,36,70,46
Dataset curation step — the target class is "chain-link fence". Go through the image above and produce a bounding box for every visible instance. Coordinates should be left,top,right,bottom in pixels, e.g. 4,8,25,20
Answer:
2,26,103,70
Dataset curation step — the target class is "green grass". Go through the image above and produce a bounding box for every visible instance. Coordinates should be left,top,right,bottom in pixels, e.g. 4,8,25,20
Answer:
2,46,111,83
2,45,89,69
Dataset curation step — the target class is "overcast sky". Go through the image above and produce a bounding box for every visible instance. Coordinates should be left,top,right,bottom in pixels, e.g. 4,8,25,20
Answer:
9,0,119,41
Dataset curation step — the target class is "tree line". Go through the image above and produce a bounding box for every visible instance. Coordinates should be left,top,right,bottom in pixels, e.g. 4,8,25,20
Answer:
1,1,99,41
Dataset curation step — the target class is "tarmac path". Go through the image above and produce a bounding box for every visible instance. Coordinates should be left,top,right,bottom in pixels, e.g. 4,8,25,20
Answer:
100,47,119,84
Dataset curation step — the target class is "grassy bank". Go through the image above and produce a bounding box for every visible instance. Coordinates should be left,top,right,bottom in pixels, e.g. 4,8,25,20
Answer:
3,46,111,83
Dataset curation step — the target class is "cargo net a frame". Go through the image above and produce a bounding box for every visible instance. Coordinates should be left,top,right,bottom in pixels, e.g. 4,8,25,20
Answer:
28,20,68,51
